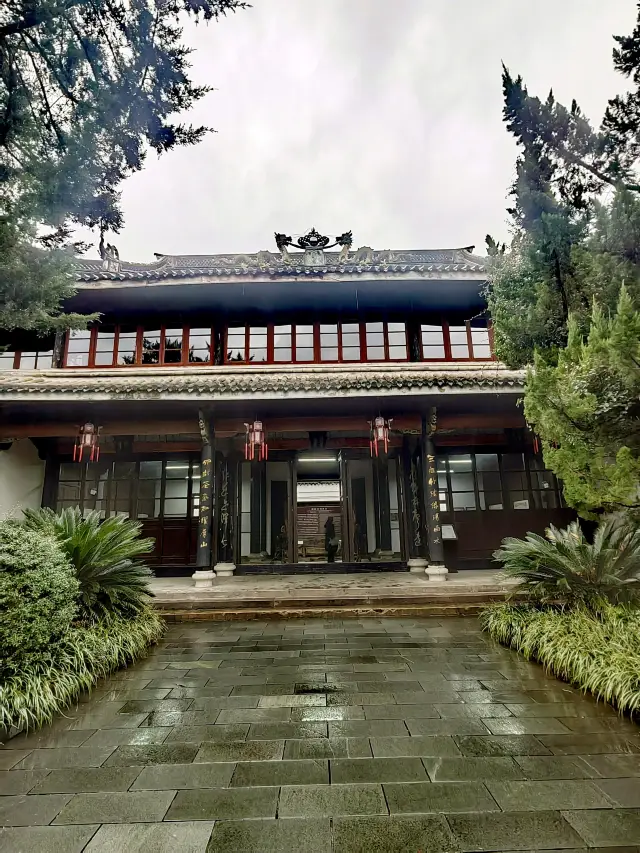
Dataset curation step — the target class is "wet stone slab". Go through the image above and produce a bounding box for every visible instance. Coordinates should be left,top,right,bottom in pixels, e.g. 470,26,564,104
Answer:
1,616,639,850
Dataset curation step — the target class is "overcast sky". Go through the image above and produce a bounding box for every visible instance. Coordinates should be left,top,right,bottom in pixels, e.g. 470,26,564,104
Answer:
102,0,636,262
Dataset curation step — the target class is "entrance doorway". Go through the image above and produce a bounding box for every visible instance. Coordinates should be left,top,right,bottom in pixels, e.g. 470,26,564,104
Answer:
295,452,342,563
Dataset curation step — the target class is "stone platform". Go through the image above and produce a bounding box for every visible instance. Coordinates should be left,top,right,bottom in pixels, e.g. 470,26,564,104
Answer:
150,571,517,620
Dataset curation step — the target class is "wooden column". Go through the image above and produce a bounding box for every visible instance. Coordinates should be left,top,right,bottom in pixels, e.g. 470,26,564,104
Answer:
401,435,427,569
421,408,446,573
195,411,214,570
213,446,239,575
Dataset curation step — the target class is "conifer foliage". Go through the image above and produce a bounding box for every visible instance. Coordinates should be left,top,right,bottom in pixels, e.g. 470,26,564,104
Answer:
0,0,246,330
487,7,640,516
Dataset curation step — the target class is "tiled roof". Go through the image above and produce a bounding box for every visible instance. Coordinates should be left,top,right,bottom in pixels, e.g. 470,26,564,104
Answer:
0,363,523,399
75,248,487,283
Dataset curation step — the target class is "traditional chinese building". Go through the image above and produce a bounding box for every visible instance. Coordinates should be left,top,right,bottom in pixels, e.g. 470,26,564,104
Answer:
0,230,573,581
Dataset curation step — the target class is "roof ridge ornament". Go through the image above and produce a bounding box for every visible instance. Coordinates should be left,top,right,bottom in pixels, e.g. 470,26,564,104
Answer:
274,228,353,264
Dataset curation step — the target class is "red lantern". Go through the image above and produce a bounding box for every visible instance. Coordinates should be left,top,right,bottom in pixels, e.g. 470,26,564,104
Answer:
73,423,102,462
244,420,268,461
369,416,392,457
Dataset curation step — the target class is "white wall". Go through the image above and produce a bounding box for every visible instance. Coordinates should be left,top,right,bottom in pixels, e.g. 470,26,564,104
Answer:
0,440,45,520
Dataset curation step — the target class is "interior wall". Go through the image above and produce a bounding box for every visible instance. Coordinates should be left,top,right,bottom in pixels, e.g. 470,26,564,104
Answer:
0,440,45,520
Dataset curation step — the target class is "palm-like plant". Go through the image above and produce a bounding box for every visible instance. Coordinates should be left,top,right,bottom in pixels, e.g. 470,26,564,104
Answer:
494,518,640,609
23,508,155,621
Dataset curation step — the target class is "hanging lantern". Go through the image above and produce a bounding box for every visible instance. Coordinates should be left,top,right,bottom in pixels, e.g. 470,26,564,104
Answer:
369,416,392,457
244,420,268,461
73,423,102,462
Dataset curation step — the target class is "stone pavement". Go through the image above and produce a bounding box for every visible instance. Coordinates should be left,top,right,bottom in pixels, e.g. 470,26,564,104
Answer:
1,616,640,852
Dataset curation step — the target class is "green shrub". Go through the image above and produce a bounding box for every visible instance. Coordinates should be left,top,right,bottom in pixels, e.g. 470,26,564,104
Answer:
481,602,640,714
494,517,640,609
0,522,79,673
0,607,164,731
23,507,155,621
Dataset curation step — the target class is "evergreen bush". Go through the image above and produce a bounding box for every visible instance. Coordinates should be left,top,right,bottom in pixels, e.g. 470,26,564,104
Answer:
0,522,79,674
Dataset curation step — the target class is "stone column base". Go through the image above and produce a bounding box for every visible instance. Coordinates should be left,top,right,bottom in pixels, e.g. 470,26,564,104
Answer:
407,557,428,573
425,563,448,581
214,562,236,578
191,569,215,589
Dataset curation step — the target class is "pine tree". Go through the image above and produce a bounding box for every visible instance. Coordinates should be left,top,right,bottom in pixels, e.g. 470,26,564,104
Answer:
487,8,640,517
0,0,246,330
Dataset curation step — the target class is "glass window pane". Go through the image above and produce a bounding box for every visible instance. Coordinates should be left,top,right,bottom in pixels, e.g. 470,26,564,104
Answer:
367,346,385,361
117,328,138,365
480,491,504,510
0,351,15,370
502,453,525,471
448,455,473,473
505,471,528,491
511,492,530,510
387,322,405,333
113,461,136,479
342,332,360,347
19,352,37,369
532,490,558,509
163,329,183,364
164,497,188,517
295,326,314,348
58,483,81,502
366,323,384,346
136,479,160,518
388,331,406,346
452,492,476,511
36,350,53,369
95,329,115,365
66,330,91,366
388,345,407,360
59,462,82,481
227,326,246,361
248,328,267,360
139,460,162,479
450,472,475,492
476,454,499,472
421,325,445,358
321,347,338,361
342,346,361,361
342,323,359,335
296,347,314,361
449,325,469,358
274,348,292,362
141,330,161,365
165,461,190,479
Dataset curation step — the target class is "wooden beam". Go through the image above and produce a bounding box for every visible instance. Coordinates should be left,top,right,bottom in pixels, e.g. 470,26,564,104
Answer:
0,411,524,440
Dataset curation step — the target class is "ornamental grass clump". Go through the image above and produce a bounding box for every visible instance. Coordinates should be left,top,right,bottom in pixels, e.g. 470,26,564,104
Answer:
0,608,164,731
481,603,640,715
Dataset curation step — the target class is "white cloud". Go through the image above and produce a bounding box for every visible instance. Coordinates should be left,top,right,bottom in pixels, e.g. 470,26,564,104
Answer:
92,0,636,260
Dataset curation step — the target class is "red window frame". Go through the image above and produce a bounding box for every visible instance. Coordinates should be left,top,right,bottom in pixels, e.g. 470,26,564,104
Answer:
223,322,409,365
63,326,214,368
420,321,495,362
1,349,55,370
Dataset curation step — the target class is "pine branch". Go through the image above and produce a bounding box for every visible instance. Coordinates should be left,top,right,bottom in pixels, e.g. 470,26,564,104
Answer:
0,0,87,40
